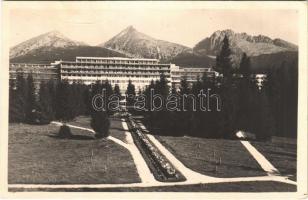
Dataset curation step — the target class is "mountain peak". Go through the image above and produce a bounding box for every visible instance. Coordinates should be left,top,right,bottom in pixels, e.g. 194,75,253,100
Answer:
194,29,297,57
125,25,136,32
10,30,86,59
116,25,140,38
101,26,191,60
44,30,65,38
211,29,235,39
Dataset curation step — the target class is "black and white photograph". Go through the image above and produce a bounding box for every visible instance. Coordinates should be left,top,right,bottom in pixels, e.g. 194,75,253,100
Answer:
0,1,307,197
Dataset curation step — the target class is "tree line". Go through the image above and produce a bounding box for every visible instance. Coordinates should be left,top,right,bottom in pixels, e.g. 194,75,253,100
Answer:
9,75,121,137
133,36,297,140
9,75,90,124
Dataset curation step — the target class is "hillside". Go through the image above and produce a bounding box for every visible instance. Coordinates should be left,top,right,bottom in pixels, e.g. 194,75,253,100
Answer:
193,29,297,57
10,31,86,59
10,46,126,64
167,52,215,68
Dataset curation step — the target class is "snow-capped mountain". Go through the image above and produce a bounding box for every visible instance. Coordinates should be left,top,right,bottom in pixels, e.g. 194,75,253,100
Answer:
10,31,87,59
193,29,297,57
101,26,191,60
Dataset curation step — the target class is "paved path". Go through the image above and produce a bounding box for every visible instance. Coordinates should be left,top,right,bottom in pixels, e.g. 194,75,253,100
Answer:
235,131,279,175
9,120,296,189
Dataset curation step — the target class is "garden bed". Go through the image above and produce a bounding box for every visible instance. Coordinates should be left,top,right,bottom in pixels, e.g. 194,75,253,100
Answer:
126,118,185,182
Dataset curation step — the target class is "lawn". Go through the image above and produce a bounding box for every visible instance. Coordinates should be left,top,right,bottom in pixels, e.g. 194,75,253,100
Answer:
70,116,128,142
156,135,267,178
9,181,296,192
252,136,297,181
8,120,140,184
108,118,129,142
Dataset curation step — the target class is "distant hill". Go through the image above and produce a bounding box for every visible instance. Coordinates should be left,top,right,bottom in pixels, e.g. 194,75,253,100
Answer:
250,51,298,73
101,26,191,61
10,46,126,64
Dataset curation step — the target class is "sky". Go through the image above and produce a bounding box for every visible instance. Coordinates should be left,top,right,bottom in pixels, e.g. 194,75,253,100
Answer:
9,8,298,48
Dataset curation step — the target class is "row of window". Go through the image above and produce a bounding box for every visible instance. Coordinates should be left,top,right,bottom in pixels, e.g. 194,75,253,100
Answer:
61,65,170,70
61,71,169,75
76,59,158,65
62,74,163,78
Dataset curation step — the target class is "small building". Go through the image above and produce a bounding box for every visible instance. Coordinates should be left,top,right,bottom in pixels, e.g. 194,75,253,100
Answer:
9,63,59,90
171,66,217,89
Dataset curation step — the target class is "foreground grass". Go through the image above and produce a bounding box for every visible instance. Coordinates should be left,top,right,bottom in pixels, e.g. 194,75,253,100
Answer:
9,121,140,184
9,181,296,192
70,116,128,142
156,135,267,178
252,136,297,181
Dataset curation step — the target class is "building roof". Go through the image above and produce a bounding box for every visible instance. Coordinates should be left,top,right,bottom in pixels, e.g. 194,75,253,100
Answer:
76,56,159,62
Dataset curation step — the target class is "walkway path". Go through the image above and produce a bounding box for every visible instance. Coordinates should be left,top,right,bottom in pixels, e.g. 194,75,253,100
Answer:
9,120,296,190
236,131,279,175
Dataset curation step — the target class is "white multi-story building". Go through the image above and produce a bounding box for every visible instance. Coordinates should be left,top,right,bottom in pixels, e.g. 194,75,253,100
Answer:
171,66,217,89
10,57,218,93
9,63,59,89
55,57,174,92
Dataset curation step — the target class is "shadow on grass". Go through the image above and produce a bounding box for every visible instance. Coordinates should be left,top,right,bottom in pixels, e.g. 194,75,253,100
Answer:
47,134,94,140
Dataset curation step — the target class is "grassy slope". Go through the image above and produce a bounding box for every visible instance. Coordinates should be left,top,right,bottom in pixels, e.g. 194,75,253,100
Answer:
108,118,128,142
252,137,297,181
156,135,267,178
8,121,140,184
70,116,127,142
10,181,296,192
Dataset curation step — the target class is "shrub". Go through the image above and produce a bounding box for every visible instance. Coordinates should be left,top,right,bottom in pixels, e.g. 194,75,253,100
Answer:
26,109,51,125
253,90,274,141
91,111,110,138
58,125,72,138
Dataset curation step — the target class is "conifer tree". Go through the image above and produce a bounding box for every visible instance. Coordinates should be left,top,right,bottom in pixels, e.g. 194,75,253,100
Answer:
9,79,25,122
38,81,54,122
177,78,192,135
25,74,37,123
214,35,232,78
238,53,251,78
55,80,74,121
114,84,121,99
47,79,58,117
237,53,253,131
153,73,170,130
15,73,28,122
83,86,91,115
103,80,114,114
252,87,274,141
191,79,203,136
91,111,110,138
214,36,238,138
199,74,221,138
126,79,136,112
90,80,110,138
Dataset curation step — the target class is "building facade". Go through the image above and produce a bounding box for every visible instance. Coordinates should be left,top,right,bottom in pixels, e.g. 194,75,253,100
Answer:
55,57,174,92
9,63,59,89
9,57,218,93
